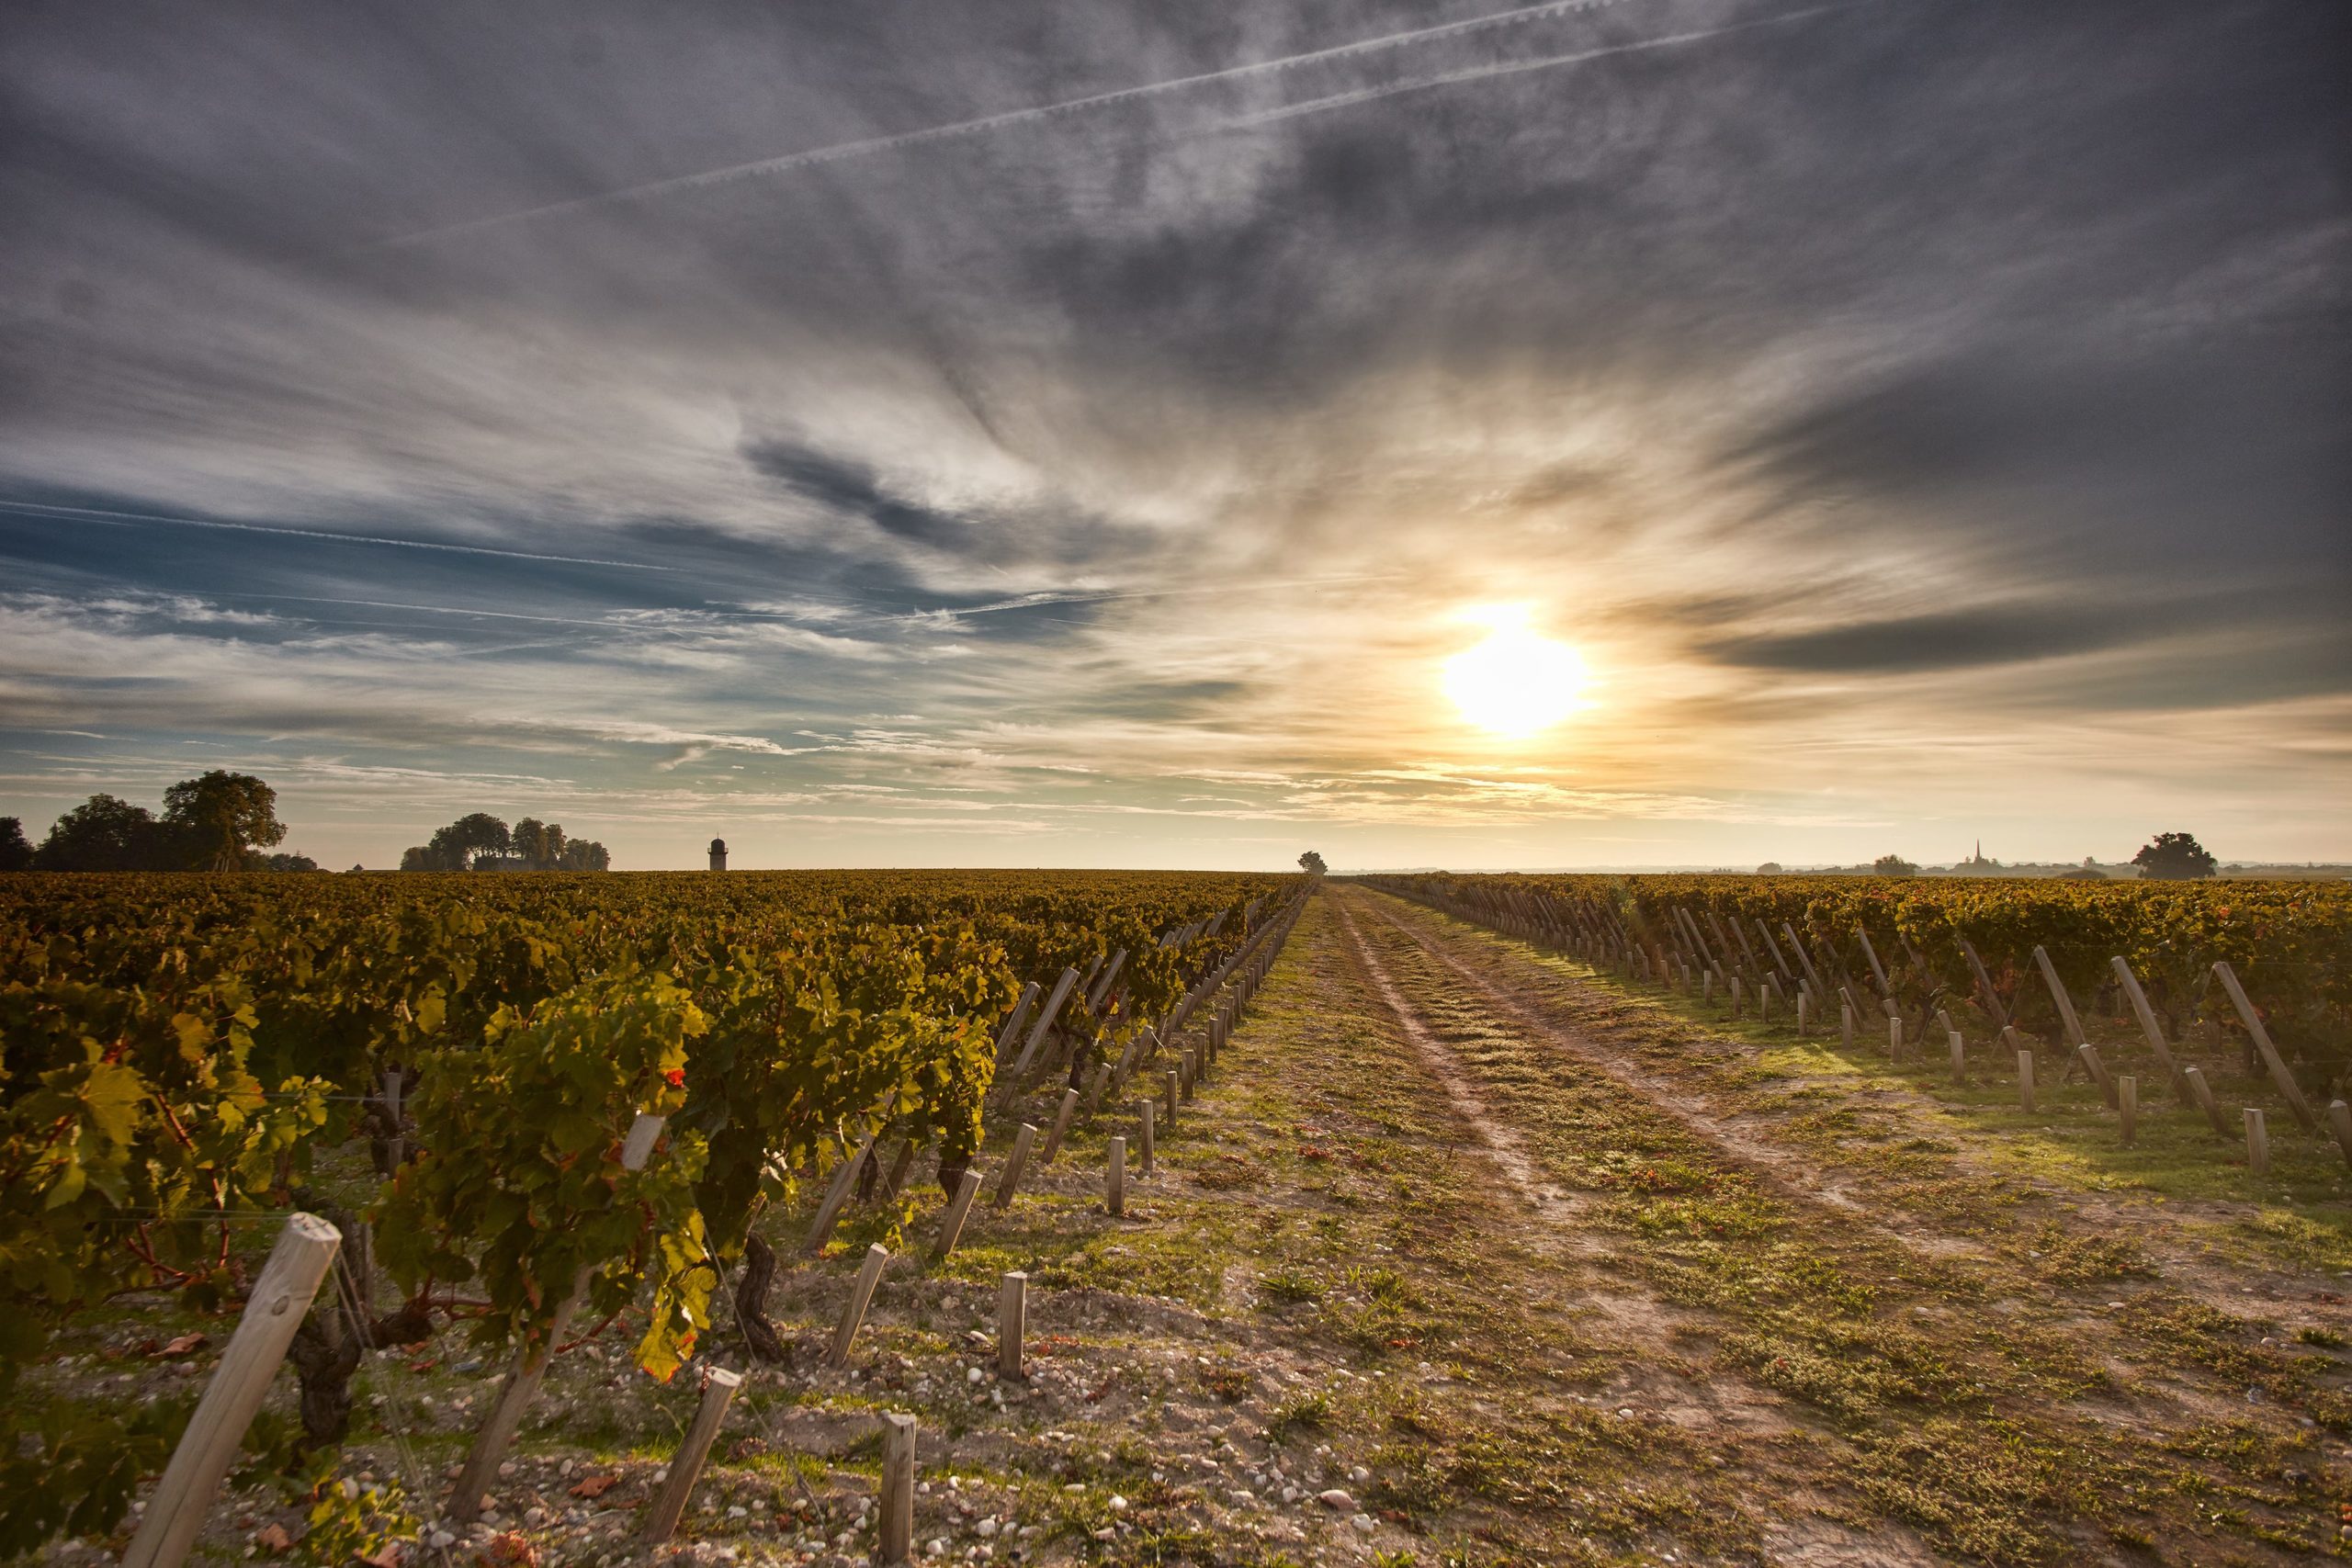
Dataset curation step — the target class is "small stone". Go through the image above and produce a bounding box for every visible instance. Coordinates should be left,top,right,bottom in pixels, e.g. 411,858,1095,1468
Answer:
1107,1495,1127,1513
1350,1514,1377,1534
1315,1490,1354,1511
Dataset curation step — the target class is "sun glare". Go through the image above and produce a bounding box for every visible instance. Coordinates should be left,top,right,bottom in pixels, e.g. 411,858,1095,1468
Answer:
1443,610,1588,738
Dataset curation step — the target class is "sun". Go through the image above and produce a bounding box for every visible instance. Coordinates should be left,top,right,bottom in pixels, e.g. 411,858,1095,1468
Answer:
1442,609,1588,738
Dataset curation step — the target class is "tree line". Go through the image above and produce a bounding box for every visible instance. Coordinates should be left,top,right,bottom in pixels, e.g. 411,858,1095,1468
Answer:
400,812,609,871
0,771,313,872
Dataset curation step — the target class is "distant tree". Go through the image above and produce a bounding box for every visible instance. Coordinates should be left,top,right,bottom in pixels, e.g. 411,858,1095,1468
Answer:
1871,853,1918,877
0,816,30,871
258,851,320,871
557,838,610,871
34,795,172,870
1756,862,1783,875
1298,851,1328,876
511,818,569,870
2132,831,2217,881
163,770,286,871
400,842,458,872
433,813,510,870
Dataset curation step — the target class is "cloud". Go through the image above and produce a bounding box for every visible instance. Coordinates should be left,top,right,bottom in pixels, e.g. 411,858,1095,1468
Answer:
0,0,2344,865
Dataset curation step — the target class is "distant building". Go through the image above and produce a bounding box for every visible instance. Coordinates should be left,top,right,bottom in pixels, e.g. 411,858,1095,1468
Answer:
1945,840,2004,875
708,837,728,872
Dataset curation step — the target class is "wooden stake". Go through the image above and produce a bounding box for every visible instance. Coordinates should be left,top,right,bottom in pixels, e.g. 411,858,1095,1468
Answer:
2327,1100,2352,1171
2244,1107,2270,1176
2030,945,2088,1051
1949,1030,1965,1085
641,1368,744,1542
1038,1089,1080,1166
998,1271,1027,1382
933,1168,982,1260
2182,1066,2229,1138
805,1126,882,1253
2076,1043,2120,1110
2118,1076,2138,1146
2018,1049,2036,1113
1888,1015,1904,1061
1107,1135,1127,1215
992,1124,1038,1210
828,1244,890,1367
1139,1099,1156,1176
1163,1069,1180,1130
1840,1003,1854,1052
1731,975,1744,1018
123,1214,342,1568
1003,967,1080,1095
2211,963,2319,1132
879,1412,917,1566
879,1140,917,1203
1796,990,1809,1037
449,1113,664,1524
2109,957,2187,1094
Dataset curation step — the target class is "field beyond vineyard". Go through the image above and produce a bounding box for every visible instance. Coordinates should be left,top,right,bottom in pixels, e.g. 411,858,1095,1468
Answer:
4,873,2349,1566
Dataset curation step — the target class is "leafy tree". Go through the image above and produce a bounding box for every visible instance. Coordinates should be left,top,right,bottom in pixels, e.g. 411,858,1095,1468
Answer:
1297,851,1328,876
1756,862,1783,875
33,795,169,871
430,813,509,870
257,852,319,872
0,818,30,872
162,771,285,871
398,843,459,872
1871,853,1918,877
511,818,567,870
558,838,610,871
2132,831,2217,881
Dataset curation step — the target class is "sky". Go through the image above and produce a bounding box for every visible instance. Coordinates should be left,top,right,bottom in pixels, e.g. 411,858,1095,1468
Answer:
0,0,2345,871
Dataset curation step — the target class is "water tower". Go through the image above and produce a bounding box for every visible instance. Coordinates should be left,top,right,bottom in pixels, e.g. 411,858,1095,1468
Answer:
707,837,728,872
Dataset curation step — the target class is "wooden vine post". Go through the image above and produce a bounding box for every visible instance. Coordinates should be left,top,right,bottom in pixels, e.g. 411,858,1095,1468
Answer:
2182,1066,2229,1137
829,1244,890,1367
2211,962,2319,1133
449,1112,664,1525
998,1271,1027,1381
2118,1076,2138,1146
933,1168,982,1260
1038,1088,1080,1166
2245,1108,2270,1176
642,1367,745,1543
993,1123,1038,1210
1107,1135,1127,1215
879,1413,918,1567
123,1213,344,1568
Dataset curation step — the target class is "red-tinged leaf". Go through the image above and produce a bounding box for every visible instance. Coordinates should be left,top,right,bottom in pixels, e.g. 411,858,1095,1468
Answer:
254,1524,295,1554
570,1473,621,1498
155,1332,209,1358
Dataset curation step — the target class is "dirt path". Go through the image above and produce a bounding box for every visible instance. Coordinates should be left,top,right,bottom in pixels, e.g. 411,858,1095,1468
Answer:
1314,883,2348,1563
1353,886,2352,1315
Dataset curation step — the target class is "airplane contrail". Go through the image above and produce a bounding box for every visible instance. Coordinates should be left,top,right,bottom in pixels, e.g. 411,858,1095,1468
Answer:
355,0,1648,252
1212,3,1869,135
0,499,681,571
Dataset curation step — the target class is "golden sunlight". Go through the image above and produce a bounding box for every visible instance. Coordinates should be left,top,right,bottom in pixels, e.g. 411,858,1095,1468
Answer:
1442,608,1589,738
